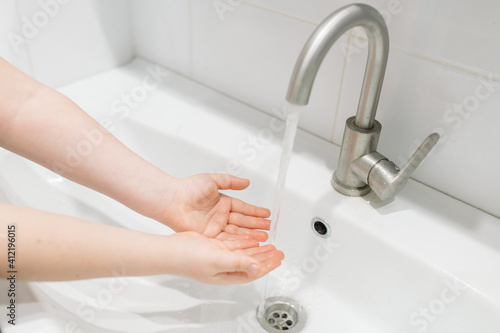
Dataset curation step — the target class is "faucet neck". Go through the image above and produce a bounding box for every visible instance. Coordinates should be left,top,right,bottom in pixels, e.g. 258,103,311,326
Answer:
286,4,389,129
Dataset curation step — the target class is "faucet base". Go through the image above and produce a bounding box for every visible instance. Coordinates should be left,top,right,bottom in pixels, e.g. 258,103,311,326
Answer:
331,173,371,196
331,117,381,197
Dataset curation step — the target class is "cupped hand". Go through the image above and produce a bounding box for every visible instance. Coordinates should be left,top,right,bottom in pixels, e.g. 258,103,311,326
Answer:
166,231,284,285
158,173,272,241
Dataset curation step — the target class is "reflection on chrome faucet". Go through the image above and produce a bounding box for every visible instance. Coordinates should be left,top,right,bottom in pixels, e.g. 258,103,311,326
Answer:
286,3,439,201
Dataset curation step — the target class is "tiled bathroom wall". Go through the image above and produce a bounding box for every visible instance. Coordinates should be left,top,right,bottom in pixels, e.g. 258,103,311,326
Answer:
131,0,500,218
0,0,133,88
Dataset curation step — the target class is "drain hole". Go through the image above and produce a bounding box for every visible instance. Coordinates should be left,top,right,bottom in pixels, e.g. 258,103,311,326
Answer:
257,297,307,332
311,217,330,237
313,221,327,235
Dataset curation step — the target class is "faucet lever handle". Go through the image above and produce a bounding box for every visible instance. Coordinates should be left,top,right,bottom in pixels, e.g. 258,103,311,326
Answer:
397,132,440,181
352,133,440,200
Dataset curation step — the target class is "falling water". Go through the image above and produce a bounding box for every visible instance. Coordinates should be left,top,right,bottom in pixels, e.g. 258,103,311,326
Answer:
258,102,302,316
269,102,302,243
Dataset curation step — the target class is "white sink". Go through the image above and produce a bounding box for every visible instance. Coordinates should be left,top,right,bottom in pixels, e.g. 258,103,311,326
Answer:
0,58,499,333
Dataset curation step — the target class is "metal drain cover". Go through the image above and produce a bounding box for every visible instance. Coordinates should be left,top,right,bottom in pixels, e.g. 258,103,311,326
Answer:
257,296,307,332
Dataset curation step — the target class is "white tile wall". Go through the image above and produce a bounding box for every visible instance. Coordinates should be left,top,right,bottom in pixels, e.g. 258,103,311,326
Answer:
191,1,349,141
1,0,133,88
345,0,500,78
131,0,191,78
244,0,500,78
132,0,350,141
130,0,500,218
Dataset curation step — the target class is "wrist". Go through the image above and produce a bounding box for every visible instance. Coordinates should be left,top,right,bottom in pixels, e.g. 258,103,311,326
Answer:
157,232,214,281
113,166,178,224
145,174,182,227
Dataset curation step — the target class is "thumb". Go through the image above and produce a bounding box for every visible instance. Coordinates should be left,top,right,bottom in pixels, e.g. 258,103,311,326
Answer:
209,174,250,191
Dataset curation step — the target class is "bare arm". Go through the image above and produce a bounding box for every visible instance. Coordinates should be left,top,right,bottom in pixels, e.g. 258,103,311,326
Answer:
0,203,283,284
0,57,271,240
0,58,284,283
0,57,173,224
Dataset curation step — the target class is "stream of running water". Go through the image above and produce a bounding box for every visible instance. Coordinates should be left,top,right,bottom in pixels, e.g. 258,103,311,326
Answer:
268,102,302,243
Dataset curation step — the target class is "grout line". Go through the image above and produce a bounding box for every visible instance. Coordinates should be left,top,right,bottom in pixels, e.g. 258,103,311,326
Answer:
350,34,500,83
221,0,500,84
414,179,500,220
242,1,318,26
188,0,194,78
127,0,138,58
330,34,353,144
392,46,500,83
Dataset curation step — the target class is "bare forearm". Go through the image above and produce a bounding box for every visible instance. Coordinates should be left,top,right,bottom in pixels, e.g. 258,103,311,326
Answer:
0,58,275,243
0,57,171,221
0,203,168,281
0,203,283,284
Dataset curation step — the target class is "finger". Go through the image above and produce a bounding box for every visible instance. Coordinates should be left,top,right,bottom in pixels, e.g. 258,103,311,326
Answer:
244,250,285,279
229,197,271,218
250,249,285,263
209,174,250,191
224,224,269,242
229,213,271,230
215,232,253,241
222,239,260,250
213,250,284,285
240,244,278,256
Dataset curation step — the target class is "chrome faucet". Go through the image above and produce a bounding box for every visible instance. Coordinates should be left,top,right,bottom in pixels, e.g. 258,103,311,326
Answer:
286,4,439,201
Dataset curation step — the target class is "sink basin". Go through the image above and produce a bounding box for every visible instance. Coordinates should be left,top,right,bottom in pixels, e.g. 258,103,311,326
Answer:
0,58,499,332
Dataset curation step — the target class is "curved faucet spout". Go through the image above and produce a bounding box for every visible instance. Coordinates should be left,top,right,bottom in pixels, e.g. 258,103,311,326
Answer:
286,3,389,129
287,4,439,200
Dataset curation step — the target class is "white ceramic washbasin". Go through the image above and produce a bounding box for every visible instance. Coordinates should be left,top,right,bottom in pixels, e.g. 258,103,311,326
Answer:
0,58,499,333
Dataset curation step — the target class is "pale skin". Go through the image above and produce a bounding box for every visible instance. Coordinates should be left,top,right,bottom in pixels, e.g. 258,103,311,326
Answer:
0,57,284,285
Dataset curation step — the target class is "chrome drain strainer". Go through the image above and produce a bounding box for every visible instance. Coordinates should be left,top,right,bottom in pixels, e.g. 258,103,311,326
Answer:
257,297,307,332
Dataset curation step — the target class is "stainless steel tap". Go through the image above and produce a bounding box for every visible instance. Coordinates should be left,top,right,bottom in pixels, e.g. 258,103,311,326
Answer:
286,3,439,201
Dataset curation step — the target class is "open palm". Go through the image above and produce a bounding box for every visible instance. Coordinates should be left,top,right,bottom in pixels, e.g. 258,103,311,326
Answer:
160,174,271,241
167,231,284,285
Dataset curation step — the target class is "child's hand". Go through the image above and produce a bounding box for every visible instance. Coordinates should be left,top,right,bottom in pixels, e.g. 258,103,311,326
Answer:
0,203,283,283
156,174,271,241
165,231,284,285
